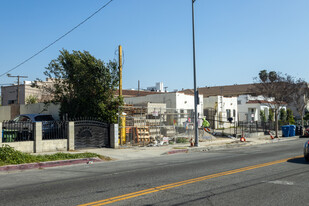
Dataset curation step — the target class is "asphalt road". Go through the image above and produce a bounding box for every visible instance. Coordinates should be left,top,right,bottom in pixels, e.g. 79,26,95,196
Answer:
0,138,308,206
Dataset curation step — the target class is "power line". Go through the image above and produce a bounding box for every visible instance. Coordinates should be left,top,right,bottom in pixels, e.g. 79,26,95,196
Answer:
0,0,115,78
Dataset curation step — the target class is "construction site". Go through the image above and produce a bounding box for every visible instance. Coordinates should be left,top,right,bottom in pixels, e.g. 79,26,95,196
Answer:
118,104,199,146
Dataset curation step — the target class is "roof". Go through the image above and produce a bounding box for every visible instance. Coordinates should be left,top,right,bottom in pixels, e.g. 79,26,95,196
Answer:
180,84,256,97
247,100,286,105
115,90,163,98
246,100,272,104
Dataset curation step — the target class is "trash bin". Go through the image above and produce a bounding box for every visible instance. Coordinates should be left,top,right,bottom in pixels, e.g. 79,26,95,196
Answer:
2,129,17,142
281,125,290,137
289,125,296,137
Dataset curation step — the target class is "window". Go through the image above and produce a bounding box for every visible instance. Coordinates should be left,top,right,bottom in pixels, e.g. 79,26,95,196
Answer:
233,109,236,117
34,115,54,121
19,116,31,122
237,100,241,105
8,100,16,105
226,109,231,118
180,109,184,118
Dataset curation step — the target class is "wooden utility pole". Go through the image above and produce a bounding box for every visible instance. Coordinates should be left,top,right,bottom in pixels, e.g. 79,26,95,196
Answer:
7,74,28,104
118,45,123,97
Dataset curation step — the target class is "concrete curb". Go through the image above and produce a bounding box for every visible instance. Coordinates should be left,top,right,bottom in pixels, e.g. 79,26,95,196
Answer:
166,149,189,155
0,157,102,172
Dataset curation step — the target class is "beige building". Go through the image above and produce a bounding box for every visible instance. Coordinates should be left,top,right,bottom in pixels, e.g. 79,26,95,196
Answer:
1,79,53,106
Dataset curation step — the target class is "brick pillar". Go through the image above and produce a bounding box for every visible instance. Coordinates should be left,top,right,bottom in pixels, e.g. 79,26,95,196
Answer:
34,122,42,153
110,124,119,148
67,122,75,151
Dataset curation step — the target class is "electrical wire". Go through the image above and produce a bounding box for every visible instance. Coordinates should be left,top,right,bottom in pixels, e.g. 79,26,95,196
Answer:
0,0,115,78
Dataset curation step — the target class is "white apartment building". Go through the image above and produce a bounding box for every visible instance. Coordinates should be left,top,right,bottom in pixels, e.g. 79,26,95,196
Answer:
237,95,286,122
203,96,238,128
124,92,204,126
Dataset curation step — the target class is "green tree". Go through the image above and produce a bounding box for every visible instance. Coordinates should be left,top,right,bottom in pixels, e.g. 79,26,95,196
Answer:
253,70,295,137
25,95,38,104
260,110,266,122
279,108,287,126
38,49,122,123
268,108,274,122
289,79,309,135
287,109,295,125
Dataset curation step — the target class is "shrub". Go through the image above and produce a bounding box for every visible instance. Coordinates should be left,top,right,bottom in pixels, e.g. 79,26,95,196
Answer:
176,137,188,143
0,145,109,166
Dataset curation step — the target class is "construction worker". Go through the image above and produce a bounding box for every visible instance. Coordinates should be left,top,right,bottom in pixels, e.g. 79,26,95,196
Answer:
202,117,211,133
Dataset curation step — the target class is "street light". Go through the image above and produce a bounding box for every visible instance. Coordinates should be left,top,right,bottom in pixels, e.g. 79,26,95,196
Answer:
192,0,199,146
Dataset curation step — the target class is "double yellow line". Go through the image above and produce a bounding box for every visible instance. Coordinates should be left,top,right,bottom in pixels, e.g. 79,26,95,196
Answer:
79,155,302,206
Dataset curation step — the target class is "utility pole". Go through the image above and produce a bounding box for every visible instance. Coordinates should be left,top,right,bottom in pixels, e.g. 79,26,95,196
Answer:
7,74,28,104
192,0,199,146
118,45,123,97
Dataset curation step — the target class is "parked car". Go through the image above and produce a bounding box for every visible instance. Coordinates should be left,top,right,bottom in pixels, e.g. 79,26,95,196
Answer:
304,140,309,162
2,114,56,141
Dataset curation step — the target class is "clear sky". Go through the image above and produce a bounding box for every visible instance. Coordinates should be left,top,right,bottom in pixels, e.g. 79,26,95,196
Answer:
1,0,309,91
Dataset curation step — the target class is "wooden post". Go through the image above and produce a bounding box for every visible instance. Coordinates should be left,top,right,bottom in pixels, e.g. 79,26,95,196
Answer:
119,45,122,97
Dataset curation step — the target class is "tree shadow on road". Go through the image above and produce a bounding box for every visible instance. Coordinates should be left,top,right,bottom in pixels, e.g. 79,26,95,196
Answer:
287,157,309,164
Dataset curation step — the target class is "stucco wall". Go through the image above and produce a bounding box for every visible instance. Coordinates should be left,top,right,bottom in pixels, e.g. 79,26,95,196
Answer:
20,103,60,120
0,106,11,121
3,141,34,153
41,140,67,152
2,140,67,153
124,92,203,116
203,96,237,121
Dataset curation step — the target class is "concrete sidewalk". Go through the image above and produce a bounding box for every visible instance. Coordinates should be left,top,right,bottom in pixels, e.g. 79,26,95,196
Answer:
76,135,300,161
0,135,300,172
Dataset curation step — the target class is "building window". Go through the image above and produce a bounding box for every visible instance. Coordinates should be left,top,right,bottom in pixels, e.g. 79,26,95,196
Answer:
233,109,236,117
226,109,231,118
237,100,241,105
180,109,184,118
8,100,16,105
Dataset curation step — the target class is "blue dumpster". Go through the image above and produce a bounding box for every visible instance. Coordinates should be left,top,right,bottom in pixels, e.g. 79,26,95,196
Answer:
282,125,290,137
289,125,296,137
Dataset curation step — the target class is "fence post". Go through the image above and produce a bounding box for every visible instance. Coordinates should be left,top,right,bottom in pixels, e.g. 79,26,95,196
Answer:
67,122,75,151
110,124,119,148
34,122,42,153
0,122,2,145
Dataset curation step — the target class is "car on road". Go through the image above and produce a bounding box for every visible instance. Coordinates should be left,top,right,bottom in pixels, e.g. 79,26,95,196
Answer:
304,140,309,162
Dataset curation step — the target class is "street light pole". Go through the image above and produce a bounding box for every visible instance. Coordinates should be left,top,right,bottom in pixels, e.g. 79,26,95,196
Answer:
192,0,199,146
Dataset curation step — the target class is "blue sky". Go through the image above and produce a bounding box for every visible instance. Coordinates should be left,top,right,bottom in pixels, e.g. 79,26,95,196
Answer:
1,0,309,91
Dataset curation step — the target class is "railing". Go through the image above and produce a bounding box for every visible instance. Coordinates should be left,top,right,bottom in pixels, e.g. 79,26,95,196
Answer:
42,121,68,140
1,120,68,142
2,121,34,142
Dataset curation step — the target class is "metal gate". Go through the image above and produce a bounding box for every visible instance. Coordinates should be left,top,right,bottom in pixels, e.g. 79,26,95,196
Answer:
74,120,110,148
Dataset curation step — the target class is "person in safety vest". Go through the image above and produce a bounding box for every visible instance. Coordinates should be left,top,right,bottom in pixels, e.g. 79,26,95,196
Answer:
202,117,211,132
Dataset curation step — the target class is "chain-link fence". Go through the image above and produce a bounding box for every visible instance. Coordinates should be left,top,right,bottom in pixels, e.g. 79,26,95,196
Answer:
118,105,291,146
118,105,199,146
